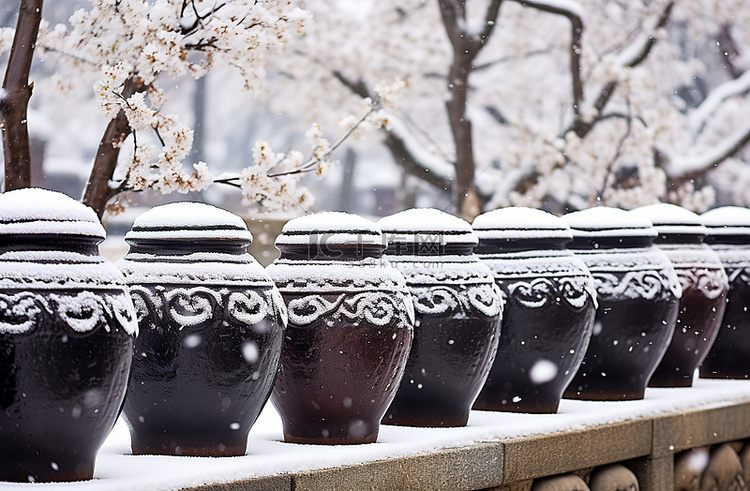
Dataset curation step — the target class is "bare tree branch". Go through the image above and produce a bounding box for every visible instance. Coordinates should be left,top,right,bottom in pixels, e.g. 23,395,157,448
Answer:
570,1,673,138
82,76,146,218
510,0,583,117
1,0,43,191
718,24,743,79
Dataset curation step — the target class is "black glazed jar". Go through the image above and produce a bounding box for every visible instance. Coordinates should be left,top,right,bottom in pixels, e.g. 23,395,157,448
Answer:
377,208,502,427
267,212,414,444
700,206,750,379
631,204,728,387
472,207,596,414
563,207,681,400
117,202,286,456
0,188,137,482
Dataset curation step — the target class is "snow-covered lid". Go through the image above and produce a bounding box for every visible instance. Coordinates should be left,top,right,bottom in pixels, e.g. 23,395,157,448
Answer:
275,212,384,247
0,188,105,238
564,207,657,240
472,207,572,241
124,202,252,242
702,206,750,237
377,208,477,246
630,203,708,237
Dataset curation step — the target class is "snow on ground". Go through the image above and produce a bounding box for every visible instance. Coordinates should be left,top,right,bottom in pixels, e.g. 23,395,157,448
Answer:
2,377,750,490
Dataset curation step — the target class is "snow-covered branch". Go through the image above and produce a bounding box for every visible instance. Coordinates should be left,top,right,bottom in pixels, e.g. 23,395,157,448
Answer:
663,120,750,177
690,69,750,134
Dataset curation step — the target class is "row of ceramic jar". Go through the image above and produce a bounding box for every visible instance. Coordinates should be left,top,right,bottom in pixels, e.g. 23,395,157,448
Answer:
2,188,750,483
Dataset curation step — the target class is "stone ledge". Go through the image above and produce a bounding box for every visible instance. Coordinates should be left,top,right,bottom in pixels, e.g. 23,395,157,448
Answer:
11,379,750,490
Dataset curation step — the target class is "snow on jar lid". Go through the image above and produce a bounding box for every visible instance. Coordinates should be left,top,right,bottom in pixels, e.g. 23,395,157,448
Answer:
377,208,478,248
0,188,105,238
472,207,572,242
701,206,750,237
630,203,708,239
275,212,384,248
564,206,656,247
124,202,253,243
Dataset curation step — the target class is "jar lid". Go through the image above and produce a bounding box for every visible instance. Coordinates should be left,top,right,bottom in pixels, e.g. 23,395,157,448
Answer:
0,188,105,238
124,202,253,243
630,203,708,238
564,206,657,241
275,212,383,247
701,206,750,237
472,207,572,241
377,208,477,247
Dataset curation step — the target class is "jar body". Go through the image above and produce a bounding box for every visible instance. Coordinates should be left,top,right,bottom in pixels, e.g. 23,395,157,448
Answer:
565,246,681,400
118,247,286,456
700,243,750,379
0,238,136,482
382,255,502,426
267,256,414,444
649,243,727,387
475,248,596,413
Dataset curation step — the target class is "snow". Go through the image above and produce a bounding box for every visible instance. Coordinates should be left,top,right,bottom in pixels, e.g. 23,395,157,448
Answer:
378,208,477,246
667,119,750,175
564,207,657,238
125,202,252,242
690,70,750,133
266,257,407,290
472,207,572,241
0,188,105,238
4,378,750,489
275,212,384,247
630,203,708,237
702,206,750,236
386,117,455,182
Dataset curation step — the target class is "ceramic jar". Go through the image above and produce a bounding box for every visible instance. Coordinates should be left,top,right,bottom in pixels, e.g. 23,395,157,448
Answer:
472,207,596,414
563,207,681,401
267,212,414,444
117,202,286,456
0,188,137,482
700,207,750,379
377,208,502,427
631,204,728,387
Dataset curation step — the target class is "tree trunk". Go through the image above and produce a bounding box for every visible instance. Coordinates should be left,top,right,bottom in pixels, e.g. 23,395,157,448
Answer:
82,76,145,218
1,0,43,192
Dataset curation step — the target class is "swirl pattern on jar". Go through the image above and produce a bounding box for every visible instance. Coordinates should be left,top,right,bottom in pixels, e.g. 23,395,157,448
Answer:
631,204,728,387
472,207,596,414
117,202,286,457
0,189,136,482
563,207,681,401
267,212,414,444
377,208,502,427
700,206,750,379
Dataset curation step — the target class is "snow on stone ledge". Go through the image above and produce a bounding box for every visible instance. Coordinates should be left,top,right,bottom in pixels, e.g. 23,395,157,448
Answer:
11,378,750,490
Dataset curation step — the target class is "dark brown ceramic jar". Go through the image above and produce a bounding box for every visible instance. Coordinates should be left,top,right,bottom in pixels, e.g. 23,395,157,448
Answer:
563,207,681,401
377,208,502,427
472,207,596,414
266,212,414,444
0,188,137,482
117,202,286,456
700,207,750,379
631,204,728,387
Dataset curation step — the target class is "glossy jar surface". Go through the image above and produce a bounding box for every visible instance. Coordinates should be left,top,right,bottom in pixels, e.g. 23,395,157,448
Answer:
472,207,596,413
117,202,286,456
267,212,414,444
0,189,137,482
563,207,681,401
700,207,750,379
378,209,502,427
632,204,728,387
